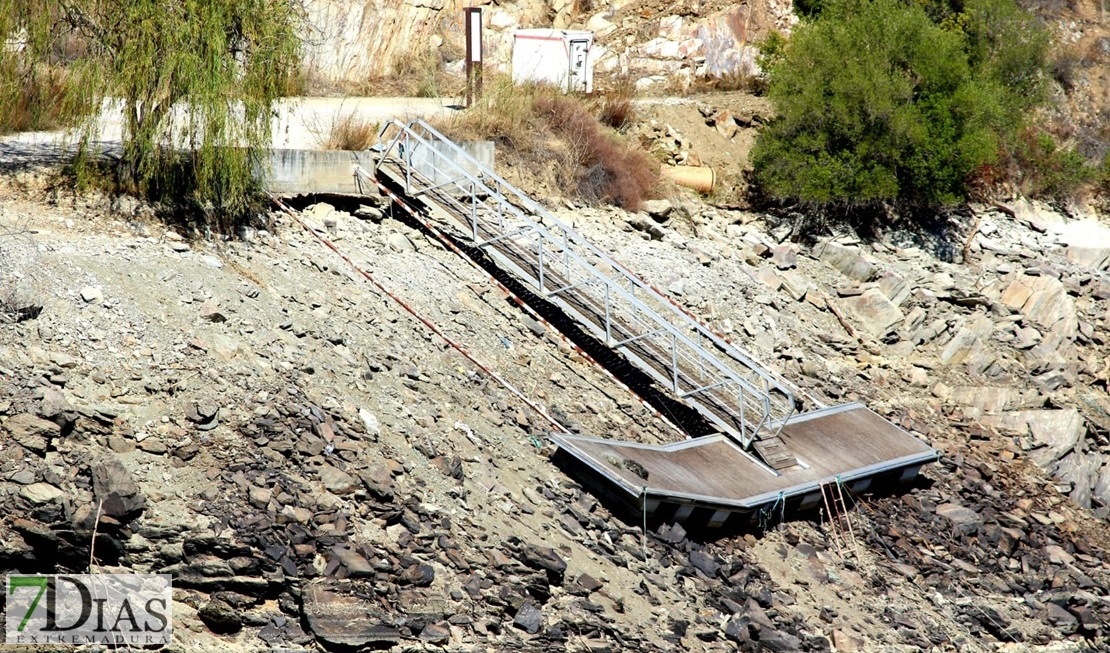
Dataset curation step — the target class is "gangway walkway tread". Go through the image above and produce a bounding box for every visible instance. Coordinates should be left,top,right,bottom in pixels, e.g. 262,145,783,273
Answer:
365,119,803,465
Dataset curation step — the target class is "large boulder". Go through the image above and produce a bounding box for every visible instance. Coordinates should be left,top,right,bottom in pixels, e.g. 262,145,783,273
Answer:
834,289,904,337
92,458,147,524
302,580,401,650
813,240,875,281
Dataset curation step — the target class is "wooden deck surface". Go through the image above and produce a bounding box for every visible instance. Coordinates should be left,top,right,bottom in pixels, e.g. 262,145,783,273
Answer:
552,404,937,508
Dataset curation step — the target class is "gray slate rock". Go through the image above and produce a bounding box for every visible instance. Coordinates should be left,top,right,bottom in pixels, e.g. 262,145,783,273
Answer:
92,458,147,523
318,464,358,495
302,581,401,648
513,602,543,634
689,550,720,577
518,545,567,584
198,598,242,634
20,482,64,504
813,240,874,281
6,413,60,454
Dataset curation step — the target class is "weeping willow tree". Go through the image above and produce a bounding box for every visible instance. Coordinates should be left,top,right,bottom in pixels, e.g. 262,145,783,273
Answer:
0,0,302,222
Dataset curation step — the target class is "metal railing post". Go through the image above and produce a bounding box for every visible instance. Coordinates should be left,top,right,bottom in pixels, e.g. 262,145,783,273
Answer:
604,284,611,345
671,334,679,393
470,182,478,240
537,237,545,294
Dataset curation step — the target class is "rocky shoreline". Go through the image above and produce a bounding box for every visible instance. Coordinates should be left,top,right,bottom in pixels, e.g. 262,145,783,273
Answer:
1,184,1108,651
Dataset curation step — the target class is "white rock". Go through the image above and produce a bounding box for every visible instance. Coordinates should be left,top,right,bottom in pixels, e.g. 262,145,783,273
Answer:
586,13,617,37
387,232,415,252
489,9,517,29
80,286,104,304
359,409,381,437
1056,219,1110,271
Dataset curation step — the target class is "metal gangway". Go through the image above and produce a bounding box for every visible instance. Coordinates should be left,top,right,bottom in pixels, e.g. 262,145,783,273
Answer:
360,119,801,469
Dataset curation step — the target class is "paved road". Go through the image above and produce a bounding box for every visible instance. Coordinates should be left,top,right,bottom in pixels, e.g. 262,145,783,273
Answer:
0,96,463,161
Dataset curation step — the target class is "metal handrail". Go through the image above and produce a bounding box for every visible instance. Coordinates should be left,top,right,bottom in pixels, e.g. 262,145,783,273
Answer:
398,119,797,398
370,120,781,436
368,120,796,447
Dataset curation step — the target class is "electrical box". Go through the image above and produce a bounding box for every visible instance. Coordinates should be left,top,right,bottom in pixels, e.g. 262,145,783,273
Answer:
511,29,594,94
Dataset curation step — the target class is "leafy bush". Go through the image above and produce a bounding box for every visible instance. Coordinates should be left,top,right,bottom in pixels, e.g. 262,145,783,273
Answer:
959,0,1049,109
0,63,91,135
753,0,1009,208
751,0,1072,213
1,0,302,226
1008,130,1095,200
755,31,788,73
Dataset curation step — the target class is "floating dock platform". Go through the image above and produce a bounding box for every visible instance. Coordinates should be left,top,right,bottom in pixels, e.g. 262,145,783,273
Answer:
551,403,936,527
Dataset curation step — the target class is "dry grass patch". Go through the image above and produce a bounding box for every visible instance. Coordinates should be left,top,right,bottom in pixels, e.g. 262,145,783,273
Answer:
310,111,380,151
534,94,658,210
435,77,659,211
594,76,638,131
356,48,462,99
0,64,92,135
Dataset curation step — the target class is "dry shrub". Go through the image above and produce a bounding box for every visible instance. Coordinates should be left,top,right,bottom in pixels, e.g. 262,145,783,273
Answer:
596,76,637,131
308,111,379,150
436,77,545,149
0,64,88,135
0,224,41,324
278,66,312,97
1050,47,1081,92
683,69,767,95
357,47,461,98
322,113,378,150
436,76,658,210
535,94,658,211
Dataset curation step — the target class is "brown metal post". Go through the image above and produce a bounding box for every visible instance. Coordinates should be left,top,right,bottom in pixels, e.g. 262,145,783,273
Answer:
465,8,483,107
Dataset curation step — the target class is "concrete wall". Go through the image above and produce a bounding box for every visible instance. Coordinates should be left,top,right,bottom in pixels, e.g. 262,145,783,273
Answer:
409,140,495,194
264,141,494,196
265,149,376,195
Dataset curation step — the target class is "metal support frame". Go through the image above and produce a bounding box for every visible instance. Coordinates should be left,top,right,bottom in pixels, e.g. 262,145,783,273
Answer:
366,119,801,450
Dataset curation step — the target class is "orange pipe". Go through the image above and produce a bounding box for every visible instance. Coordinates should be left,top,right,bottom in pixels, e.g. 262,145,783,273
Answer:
661,165,716,192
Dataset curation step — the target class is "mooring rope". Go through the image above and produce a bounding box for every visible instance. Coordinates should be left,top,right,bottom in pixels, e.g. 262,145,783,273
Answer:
269,194,572,437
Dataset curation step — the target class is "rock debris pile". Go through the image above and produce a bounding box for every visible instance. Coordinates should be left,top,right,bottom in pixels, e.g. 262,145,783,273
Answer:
0,185,1108,651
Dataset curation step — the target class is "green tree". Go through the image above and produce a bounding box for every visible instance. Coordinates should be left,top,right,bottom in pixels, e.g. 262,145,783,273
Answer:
751,0,1050,210
0,0,302,222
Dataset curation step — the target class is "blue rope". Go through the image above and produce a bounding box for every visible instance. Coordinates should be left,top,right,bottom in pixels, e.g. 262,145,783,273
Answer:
758,491,786,530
